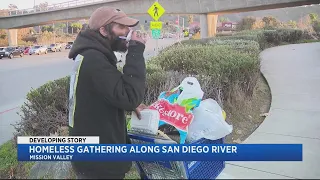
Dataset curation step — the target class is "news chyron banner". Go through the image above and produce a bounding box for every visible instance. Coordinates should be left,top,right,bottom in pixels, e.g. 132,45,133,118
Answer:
17,136,303,161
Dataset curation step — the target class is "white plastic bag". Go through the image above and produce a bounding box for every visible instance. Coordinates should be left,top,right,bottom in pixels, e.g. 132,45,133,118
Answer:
172,77,204,105
186,99,233,142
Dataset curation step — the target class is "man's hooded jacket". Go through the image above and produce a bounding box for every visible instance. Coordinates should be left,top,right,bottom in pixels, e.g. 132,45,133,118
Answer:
68,29,146,176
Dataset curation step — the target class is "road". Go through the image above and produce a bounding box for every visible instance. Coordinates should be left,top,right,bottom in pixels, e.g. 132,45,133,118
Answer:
0,38,176,145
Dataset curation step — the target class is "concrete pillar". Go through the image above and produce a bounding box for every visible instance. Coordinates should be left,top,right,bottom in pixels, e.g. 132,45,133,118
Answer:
7,29,18,46
200,14,208,39
207,14,218,37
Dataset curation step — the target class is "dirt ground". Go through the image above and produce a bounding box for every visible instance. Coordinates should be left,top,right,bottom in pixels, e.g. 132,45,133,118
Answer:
224,74,271,144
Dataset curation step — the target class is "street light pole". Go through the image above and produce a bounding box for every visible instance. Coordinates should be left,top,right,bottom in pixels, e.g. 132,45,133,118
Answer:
182,17,185,31
155,0,159,56
177,14,180,41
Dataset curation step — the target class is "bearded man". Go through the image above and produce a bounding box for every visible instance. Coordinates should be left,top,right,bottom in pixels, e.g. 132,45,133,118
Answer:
68,6,147,179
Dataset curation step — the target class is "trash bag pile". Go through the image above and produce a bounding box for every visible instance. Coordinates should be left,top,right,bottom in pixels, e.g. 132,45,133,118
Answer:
129,77,233,144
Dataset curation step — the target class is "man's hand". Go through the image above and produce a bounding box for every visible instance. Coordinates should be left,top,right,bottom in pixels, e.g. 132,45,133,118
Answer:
134,104,148,120
131,31,147,45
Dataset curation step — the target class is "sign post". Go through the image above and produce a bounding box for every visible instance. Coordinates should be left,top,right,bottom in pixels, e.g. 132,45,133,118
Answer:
147,1,165,56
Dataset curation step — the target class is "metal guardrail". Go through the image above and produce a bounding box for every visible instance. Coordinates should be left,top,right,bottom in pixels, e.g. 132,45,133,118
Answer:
6,0,106,16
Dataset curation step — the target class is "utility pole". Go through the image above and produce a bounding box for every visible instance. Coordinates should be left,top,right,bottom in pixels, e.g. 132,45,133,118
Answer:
182,17,185,40
53,23,56,44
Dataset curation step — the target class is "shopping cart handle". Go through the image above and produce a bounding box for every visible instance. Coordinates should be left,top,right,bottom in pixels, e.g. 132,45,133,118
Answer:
154,139,178,144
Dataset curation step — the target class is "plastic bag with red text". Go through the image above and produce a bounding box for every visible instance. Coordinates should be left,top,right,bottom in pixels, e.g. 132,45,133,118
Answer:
149,77,204,144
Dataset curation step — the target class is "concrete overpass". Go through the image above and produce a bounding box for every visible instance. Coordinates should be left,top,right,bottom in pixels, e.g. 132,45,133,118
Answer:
1,0,320,46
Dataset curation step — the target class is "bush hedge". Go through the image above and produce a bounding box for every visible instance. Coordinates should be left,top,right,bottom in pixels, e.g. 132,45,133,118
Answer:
14,77,70,137
169,28,306,51
154,43,260,95
257,29,303,49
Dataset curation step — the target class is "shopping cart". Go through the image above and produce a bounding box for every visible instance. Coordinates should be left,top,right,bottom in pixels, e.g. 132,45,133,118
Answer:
128,132,225,179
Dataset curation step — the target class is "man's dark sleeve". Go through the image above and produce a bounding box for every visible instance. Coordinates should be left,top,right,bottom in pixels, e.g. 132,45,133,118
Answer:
89,41,146,110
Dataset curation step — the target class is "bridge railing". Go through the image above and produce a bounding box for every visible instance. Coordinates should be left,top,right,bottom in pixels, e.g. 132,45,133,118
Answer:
6,0,105,16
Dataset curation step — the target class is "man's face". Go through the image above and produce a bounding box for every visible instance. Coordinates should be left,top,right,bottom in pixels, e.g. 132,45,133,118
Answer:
109,23,130,53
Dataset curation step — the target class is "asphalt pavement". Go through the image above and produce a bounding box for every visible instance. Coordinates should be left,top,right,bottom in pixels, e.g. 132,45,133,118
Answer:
0,38,176,145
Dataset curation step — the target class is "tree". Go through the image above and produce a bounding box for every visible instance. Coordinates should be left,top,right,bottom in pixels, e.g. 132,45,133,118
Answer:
309,13,318,22
287,20,297,29
71,22,82,34
55,23,66,34
0,29,7,39
8,4,18,10
219,17,229,23
188,15,194,24
237,17,257,30
41,25,53,32
262,16,280,29
34,2,49,12
18,28,33,40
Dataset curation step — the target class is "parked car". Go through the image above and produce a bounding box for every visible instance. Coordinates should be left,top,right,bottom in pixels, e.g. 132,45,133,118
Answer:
0,46,24,59
24,46,31,55
48,43,62,52
65,41,73,49
60,43,67,48
29,45,48,55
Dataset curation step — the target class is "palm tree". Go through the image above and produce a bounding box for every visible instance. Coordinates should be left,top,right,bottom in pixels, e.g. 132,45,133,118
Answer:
56,23,66,34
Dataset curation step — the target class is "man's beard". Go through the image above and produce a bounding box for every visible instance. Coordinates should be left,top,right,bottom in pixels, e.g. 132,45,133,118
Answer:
111,38,128,53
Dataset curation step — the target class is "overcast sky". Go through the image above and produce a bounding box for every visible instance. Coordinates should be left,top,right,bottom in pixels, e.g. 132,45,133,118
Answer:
1,0,68,9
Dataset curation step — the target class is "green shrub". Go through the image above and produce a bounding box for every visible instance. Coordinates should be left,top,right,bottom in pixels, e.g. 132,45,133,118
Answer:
152,44,260,100
257,29,303,49
0,140,17,172
262,16,280,29
179,38,210,46
216,35,259,42
208,39,260,54
234,29,264,36
163,35,261,53
14,77,70,137
277,28,303,43
312,20,320,33
216,33,233,37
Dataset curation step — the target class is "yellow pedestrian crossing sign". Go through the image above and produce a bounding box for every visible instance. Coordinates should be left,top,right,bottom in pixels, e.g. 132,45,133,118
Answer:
147,1,165,21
